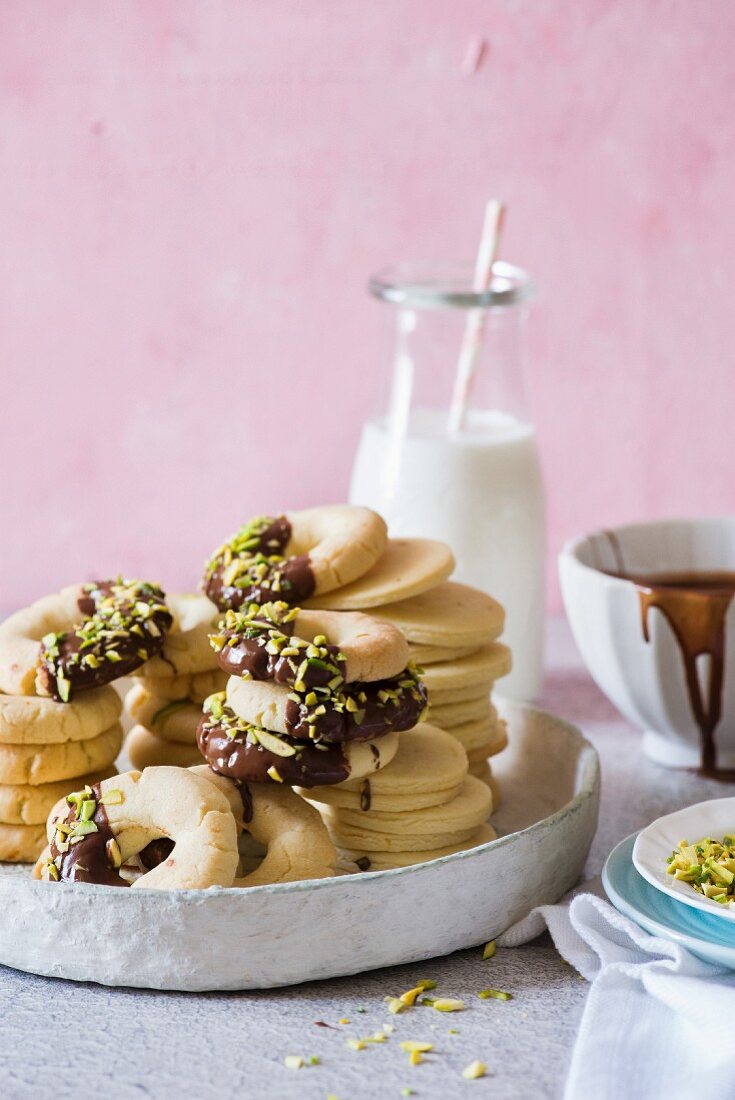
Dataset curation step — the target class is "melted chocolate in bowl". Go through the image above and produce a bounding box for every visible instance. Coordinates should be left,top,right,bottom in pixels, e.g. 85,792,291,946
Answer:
603,566,735,778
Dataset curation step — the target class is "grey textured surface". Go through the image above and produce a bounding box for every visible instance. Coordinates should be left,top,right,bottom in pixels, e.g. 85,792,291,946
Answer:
1,618,728,1099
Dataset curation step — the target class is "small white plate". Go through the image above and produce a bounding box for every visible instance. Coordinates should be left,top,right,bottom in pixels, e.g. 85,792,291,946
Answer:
633,798,735,923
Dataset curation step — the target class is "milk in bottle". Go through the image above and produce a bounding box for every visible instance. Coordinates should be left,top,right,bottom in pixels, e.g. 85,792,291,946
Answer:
349,262,545,701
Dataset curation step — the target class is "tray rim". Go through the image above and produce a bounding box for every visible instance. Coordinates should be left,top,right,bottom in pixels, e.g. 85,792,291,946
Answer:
1,700,600,902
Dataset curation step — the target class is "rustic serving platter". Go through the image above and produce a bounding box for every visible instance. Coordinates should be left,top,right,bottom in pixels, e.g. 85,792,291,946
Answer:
0,701,599,991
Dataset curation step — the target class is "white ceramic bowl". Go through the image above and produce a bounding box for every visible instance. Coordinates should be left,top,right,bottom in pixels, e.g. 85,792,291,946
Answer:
559,517,735,769
633,798,735,923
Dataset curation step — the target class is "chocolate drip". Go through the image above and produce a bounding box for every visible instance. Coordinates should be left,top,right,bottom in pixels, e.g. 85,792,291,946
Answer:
238,780,254,823
605,566,735,778
360,779,371,812
204,516,316,611
283,673,428,744
49,784,128,887
197,717,352,787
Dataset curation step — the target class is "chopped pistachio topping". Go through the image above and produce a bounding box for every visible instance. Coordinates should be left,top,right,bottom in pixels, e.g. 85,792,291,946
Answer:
667,836,735,905
107,838,123,868
79,799,96,821
266,765,284,783
38,578,171,701
462,1060,487,1080
478,988,512,1001
211,602,347,691
204,516,284,579
482,940,497,960
256,729,297,757
203,516,306,604
285,662,426,741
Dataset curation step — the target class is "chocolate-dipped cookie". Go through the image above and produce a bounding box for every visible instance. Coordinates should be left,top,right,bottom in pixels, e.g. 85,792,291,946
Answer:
197,693,398,787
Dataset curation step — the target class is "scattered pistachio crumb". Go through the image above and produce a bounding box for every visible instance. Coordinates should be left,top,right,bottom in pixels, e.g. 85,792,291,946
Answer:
462,1060,487,1080
356,1006,366,1013
339,1017,350,1025
401,1090,414,1098
386,997,408,1014
284,1055,304,1070
482,940,497,960
400,1041,433,1053
478,988,512,1001
432,998,465,1013
417,978,437,990
345,1038,365,1051
409,1050,423,1066
448,1028,458,1035
399,986,424,1007
309,1055,319,1065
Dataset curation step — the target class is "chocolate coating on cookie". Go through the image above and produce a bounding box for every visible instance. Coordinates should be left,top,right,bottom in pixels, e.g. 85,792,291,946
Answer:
284,667,429,743
46,783,128,887
38,579,173,702
211,602,346,690
203,516,316,611
197,699,354,787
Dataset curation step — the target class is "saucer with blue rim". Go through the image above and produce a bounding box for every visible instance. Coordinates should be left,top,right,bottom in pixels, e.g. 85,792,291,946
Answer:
602,833,735,970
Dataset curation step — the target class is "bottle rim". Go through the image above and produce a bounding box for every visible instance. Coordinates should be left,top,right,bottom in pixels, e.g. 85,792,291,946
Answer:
369,260,536,309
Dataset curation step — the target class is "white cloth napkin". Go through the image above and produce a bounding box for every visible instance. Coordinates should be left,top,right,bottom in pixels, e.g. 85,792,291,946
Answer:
497,884,735,1100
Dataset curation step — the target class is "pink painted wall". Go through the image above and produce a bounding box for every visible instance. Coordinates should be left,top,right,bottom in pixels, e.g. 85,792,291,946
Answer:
2,0,735,610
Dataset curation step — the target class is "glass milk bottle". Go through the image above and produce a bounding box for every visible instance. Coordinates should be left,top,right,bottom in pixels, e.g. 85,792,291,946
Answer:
349,261,545,701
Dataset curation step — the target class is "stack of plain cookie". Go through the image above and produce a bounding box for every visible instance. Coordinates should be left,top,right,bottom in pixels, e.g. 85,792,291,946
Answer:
0,689,122,862
307,548,511,797
202,513,511,804
301,722,495,871
124,594,227,770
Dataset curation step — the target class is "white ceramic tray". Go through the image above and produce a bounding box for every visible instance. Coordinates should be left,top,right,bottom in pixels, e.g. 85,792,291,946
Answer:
0,702,599,990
